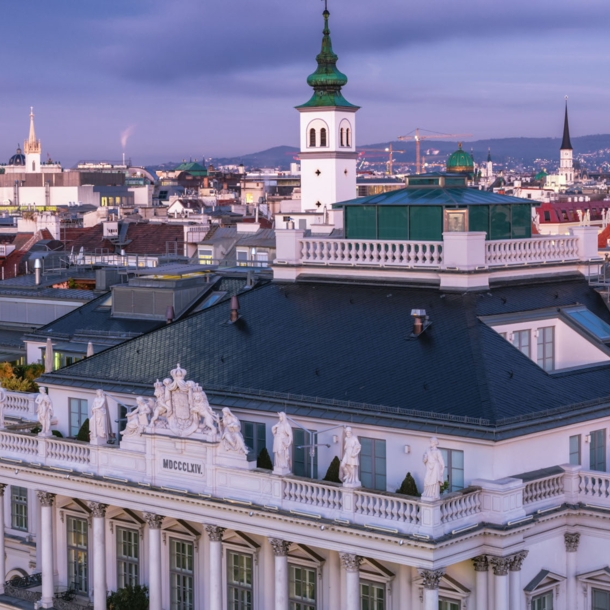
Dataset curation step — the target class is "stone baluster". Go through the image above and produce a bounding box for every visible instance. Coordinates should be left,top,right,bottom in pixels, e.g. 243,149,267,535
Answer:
340,553,363,610
37,491,56,609
565,532,580,610
419,568,445,610
144,513,164,610
509,551,528,610
489,557,511,610
269,538,292,610
88,502,108,610
0,484,6,594
472,555,489,610
205,525,226,610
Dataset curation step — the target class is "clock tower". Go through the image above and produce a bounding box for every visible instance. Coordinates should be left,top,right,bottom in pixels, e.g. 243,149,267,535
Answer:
296,8,359,213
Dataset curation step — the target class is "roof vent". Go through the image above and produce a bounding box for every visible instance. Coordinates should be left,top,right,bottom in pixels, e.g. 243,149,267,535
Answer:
230,295,240,323
165,305,175,324
410,309,431,338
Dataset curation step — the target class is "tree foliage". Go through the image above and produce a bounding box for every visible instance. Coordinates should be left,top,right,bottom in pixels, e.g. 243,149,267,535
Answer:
257,447,273,470
323,456,342,483
107,584,149,610
0,362,43,392
396,472,420,497
76,418,90,442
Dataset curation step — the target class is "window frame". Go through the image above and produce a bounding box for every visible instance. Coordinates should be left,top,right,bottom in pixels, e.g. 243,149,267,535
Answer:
116,526,140,589
439,448,465,492
536,326,555,372
309,128,316,148
358,437,387,491
512,329,531,358
590,428,607,472
569,434,581,466
531,590,554,610
169,537,195,610
242,421,266,460
10,486,28,532
66,515,89,595
360,578,386,610
226,549,254,610
319,128,327,148
68,397,89,438
292,428,318,479
288,562,318,610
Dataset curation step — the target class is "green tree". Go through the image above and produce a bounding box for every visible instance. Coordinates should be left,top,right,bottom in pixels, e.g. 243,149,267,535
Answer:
323,456,341,483
257,447,273,470
396,472,420,497
76,418,90,442
107,584,149,610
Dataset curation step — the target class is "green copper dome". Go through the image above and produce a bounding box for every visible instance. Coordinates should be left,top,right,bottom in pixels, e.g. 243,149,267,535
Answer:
446,143,474,174
297,10,358,110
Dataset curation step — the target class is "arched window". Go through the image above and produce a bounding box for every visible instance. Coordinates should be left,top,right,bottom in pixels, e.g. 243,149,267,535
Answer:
32,161,36,172
320,128,327,147
346,128,351,147
340,128,345,147
309,128,316,148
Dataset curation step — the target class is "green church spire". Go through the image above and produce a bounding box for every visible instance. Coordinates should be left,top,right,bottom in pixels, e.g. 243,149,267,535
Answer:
297,9,358,109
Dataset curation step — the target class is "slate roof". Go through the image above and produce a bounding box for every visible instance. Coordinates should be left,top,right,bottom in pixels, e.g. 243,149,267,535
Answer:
40,277,610,439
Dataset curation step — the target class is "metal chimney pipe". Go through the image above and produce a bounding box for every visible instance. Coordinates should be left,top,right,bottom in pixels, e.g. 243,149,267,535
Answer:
230,296,240,323
165,305,175,324
34,259,41,285
411,309,427,337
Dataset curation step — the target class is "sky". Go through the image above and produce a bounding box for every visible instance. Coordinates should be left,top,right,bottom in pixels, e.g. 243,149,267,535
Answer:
1,0,610,165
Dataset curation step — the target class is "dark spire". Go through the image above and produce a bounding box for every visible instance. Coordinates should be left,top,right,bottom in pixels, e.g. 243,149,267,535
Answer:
561,99,572,151
487,148,492,162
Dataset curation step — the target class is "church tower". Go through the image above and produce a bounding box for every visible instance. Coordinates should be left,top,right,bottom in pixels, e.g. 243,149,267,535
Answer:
296,8,359,212
23,107,41,173
559,100,574,184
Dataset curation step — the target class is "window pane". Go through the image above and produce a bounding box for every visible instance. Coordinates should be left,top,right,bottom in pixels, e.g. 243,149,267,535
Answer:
170,539,194,610
569,435,581,466
11,486,28,531
67,517,88,594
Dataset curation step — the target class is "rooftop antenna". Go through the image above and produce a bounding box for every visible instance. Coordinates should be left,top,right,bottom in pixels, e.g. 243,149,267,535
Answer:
322,0,328,11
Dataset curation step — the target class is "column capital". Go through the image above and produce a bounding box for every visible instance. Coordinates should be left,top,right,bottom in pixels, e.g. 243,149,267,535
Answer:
564,532,581,553
87,502,108,518
0,483,7,496
269,538,291,557
36,491,55,507
472,555,489,572
419,568,445,590
204,525,226,542
509,550,528,571
339,553,363,573
489,556,511,576
143,513,164,529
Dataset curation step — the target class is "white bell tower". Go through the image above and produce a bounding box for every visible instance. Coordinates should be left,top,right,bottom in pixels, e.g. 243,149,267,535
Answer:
296,8,359,213
558,98,574,184
23,107,41,174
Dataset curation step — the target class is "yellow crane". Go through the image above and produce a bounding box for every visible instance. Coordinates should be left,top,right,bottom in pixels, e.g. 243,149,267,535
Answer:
358,143,405,175
398,128,473,174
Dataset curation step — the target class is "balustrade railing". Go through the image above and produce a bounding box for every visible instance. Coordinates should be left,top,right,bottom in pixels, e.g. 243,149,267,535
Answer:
283,478,342,511
354,489,420,525
0,431,39,455
579,472,610,499
299,239,443,268
4,390,36,417
486,236,579,267
523,473,565,505
46,438,91,465
439,489,482,523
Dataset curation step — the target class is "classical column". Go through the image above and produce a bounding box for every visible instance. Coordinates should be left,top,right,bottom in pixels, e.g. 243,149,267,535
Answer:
37,491,56,609
419,568,445,610
472,555,489,610
489,557,511,610
205,525,226,610
509,551,528,610
88,502,108,610
0,484,6,594
269,538,291,610
340,553,362,610
565,532,580,610
144,513,164,610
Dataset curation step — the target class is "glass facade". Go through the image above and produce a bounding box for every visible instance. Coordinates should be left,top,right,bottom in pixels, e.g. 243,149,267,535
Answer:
10,486,28,531
227,551,253,610
116,527,139,588
67,516,88,594
289,565,316,610
170,539,194,610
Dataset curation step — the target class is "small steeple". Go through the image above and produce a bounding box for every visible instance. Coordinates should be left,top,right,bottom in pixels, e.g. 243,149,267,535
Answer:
561,98,573,151
28,107,37,144
297,8,358,109
487,148,492,162
24,106,41,155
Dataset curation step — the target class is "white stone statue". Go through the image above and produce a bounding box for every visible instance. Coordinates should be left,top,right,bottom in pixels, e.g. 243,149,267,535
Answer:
584,209,591,226
272,412,293,474
577,209,583,225
149,379,171,428
219,407,249,454
36,387,53,437
422,437,446,500
89,389,108,444
121,397,152,437
192,384,219,440
339,427,361,487
0,386,6,430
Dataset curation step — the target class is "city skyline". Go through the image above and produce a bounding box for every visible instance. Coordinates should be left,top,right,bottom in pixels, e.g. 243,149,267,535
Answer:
1,0,609,165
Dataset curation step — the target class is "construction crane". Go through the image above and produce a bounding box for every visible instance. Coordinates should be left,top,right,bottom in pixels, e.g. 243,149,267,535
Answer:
398,128,472,174
357,143,405,175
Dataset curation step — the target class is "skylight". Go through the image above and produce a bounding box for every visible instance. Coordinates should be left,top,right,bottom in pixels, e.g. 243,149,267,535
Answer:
565,308,610,342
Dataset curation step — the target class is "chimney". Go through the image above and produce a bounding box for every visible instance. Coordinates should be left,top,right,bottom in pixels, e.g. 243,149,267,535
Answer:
34,258,41,286
165,305,175,324
411,309,430,337
230,296,240,323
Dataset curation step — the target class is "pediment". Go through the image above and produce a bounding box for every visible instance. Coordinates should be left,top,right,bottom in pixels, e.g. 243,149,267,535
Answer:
578,567,610,585
525,569,565,593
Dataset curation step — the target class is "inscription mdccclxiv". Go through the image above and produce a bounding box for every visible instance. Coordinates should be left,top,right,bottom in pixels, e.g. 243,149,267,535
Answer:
162,458,203,475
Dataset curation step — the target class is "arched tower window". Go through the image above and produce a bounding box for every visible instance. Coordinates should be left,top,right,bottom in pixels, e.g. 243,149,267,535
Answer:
320,128,327,147
309,128,317,148
346,128,351,147
340,128,345,147
32,162,36,172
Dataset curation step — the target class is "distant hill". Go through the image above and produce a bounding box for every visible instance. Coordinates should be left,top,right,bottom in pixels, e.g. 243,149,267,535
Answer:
150,135,610,173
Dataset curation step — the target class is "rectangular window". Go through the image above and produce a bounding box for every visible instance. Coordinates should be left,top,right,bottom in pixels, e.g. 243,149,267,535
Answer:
359,438,387,491
512,329,530,358
227,551,253,610
10,486,28,531
569,435,581,466
170,539,194,610
361,580,385,610
292,428,318,478
439,600,460,610
236,250,249,266
537,326,555,372
439,449,465,492
242,421,266,460
198,248,213,263
67,516,88,594
531,591,553,610
116,527,139,589
593,588,610,610
69,398,89,437
590,429,607,472
289,565,316,610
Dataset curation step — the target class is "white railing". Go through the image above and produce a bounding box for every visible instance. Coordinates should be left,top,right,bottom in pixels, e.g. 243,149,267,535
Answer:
283,478,342,511
354,489,420,525
299,239,443,268
486,236,580,267
4,390,37,417
440,490,482,523
0,431,39,456
579,472,610,499
46,438,91,465
523,473,565,505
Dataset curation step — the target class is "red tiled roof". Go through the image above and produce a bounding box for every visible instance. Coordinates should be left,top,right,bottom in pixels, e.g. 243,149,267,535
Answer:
0,230,54,279
599,225,610,248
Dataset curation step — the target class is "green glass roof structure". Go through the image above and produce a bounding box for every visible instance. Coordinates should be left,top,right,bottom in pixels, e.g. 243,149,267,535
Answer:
175,162,208,177
297,10,358,110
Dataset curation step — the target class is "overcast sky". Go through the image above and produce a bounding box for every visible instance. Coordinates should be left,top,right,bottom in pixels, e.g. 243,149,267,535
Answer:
1,0,609,165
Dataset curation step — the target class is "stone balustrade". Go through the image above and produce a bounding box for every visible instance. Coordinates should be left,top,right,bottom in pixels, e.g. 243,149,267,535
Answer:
3,390,37,419
485,235,580,267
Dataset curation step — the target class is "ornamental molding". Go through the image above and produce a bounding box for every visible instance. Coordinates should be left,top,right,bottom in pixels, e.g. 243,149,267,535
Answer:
143,513,164,529
509,551,528,572
269,538,292,557
87,502,108,518
489,556,512,576
419,568,445,590
36,491,55,507
340,553,363,572
0,483,6,496
204,525,226,542
565,532,581,553
472,555,489,572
